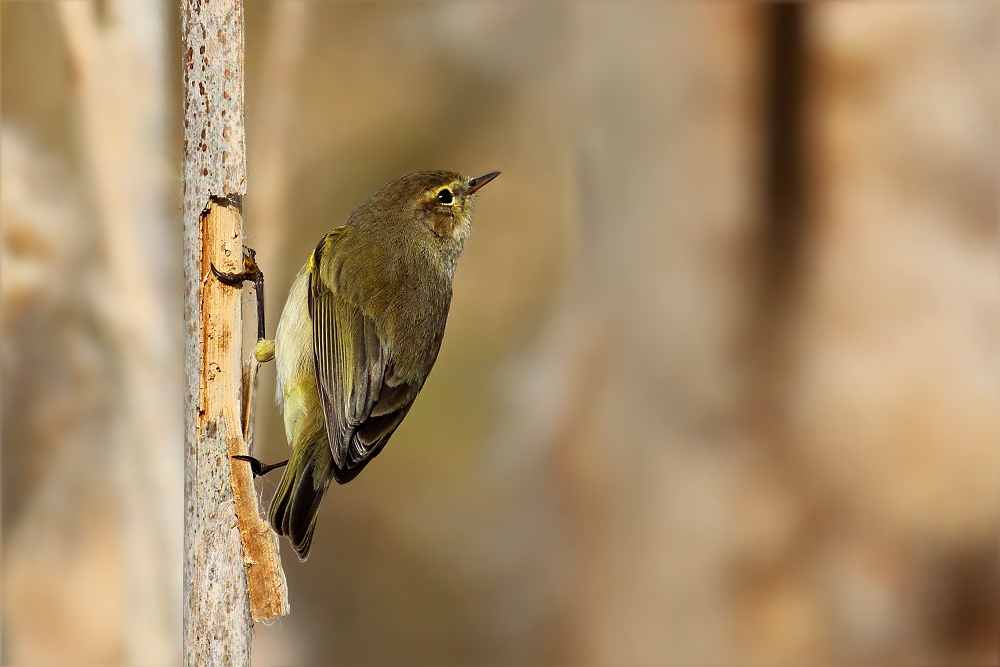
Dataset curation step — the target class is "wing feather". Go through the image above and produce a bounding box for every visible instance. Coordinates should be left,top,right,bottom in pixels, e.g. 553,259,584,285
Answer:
309,228,421,483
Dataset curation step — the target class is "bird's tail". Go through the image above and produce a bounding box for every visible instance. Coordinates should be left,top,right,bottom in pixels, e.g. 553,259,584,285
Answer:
269,437,333,561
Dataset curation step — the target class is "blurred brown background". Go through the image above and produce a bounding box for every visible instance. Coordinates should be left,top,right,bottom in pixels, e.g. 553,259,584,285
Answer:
2,1,997,664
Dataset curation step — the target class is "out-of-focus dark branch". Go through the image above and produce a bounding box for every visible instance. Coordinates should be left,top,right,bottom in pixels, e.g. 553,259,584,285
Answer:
748,2,811,437
759,2,808,309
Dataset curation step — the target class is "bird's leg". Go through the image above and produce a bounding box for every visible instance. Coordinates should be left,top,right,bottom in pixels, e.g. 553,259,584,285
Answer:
210,246,267,342
211,247,280,471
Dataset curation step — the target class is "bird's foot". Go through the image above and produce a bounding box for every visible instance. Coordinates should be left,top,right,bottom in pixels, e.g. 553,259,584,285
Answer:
254,339,275,363
232,455,289,477
211,246,268,341
211,246,263,287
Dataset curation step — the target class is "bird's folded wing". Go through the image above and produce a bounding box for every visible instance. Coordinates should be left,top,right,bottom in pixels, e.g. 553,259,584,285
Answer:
309,227,418,481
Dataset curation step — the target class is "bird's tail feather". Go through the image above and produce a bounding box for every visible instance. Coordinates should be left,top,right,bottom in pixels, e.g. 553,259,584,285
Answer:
269,438,332,561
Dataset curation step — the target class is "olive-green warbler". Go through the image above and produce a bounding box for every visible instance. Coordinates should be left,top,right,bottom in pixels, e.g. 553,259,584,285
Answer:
215,170,499,559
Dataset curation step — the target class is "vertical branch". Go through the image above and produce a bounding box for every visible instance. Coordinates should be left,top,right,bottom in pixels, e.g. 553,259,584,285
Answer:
183,0,287,664
182,0,251,660
57,0,182,662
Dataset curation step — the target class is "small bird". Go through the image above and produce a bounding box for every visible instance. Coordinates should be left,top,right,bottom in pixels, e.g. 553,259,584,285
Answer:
220,170,499,560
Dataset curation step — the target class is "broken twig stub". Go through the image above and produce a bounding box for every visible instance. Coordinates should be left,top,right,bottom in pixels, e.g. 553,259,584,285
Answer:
200,198,289,622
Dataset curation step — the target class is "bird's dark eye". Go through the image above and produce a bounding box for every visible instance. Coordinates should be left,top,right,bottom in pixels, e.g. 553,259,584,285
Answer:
437,188,454,204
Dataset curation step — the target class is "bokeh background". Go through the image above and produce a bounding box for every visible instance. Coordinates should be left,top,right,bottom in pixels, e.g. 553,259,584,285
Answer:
2,0,998,664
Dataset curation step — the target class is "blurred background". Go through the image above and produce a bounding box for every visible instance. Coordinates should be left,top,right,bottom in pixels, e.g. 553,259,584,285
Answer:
2,0,997,664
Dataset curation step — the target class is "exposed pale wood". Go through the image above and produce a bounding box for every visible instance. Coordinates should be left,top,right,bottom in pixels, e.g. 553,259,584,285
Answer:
202,201,289,623
183,0,288,663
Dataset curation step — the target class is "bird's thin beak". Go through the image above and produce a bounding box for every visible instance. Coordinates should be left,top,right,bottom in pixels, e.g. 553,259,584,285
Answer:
467,171,500,195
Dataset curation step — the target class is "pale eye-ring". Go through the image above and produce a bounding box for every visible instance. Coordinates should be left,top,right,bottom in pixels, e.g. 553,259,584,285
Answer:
437,188,454,205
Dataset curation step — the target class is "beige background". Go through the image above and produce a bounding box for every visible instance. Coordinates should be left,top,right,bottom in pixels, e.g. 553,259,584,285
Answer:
2,1,997,664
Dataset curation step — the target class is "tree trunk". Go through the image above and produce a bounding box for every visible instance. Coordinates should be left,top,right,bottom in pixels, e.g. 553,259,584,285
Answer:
182,1,288,665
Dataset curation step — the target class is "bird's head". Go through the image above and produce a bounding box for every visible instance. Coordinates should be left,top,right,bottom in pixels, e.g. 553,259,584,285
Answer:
361,170,500,250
